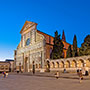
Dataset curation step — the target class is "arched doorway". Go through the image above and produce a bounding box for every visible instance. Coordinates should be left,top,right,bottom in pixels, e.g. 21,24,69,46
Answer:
56,62,59,68
51,62,55,68
78,59,84,68
60,61,64,68
86,59,90,67
65,61,70,68
25,57,28,72
71,60,77,68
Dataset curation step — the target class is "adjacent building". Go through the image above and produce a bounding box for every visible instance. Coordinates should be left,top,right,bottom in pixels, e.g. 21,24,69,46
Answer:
5,59,14,72
0,59,14,73
0,61,10,72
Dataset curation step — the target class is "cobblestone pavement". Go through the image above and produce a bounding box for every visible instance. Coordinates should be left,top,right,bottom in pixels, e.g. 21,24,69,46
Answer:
0,73,90,90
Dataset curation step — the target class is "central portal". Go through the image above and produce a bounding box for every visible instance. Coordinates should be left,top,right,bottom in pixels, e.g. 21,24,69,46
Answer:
25,57,28,72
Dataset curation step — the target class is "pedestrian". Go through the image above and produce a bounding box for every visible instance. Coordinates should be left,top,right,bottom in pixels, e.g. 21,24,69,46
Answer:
55,71,59,79
4,72,6,78
2,72,4,78
6,72,8,77
77,69,79,76
79,70,83,83
32,61,35,74
2,71,6,78
32,64,35,74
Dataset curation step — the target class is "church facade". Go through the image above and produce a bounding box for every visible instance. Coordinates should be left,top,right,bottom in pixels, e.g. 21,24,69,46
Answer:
14,21,72,72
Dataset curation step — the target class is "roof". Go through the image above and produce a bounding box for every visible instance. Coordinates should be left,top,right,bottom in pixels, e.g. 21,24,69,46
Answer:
20,21,37,34
37,30,71,48
5,59,14,62
37,30,54,38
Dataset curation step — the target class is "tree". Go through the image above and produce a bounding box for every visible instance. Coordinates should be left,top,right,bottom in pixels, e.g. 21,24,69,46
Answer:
51,31,64,59
72,35,78,57
79,35,90,56
66,45,72,58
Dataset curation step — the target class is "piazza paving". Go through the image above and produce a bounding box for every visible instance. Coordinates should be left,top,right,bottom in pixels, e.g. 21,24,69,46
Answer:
0,72,90,90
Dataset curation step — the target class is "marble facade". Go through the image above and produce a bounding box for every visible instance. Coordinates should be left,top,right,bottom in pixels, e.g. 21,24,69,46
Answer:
14,21,45,72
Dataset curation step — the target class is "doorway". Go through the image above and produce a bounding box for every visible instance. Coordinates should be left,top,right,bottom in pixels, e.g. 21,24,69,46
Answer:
25,57,28,72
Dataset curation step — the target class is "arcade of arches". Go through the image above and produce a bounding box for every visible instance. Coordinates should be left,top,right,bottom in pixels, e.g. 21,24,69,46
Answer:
46,55,90,71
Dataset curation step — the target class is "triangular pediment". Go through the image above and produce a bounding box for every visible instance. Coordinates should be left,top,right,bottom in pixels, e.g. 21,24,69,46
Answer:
20,21,37,34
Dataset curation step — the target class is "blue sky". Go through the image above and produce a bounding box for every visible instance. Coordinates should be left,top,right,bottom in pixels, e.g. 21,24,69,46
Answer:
0,0,90,61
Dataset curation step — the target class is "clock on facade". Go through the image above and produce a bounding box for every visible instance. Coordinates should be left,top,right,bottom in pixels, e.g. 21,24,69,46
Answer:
26,38,30,46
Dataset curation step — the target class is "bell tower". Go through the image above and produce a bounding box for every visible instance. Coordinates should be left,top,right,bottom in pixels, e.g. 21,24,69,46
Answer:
62,30,66,42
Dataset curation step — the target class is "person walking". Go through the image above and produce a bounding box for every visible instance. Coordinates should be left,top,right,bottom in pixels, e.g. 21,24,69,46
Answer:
79,70,83,83
32,61,35,74
6,72,8,77
55,71,60,79
2,72,4,78
32,64,35,74
2,71,6,78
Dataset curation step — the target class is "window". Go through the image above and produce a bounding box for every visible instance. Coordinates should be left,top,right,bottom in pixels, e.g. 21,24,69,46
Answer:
26,38,30,46
50,48,52,54
1,65,4,70
49,37,51,44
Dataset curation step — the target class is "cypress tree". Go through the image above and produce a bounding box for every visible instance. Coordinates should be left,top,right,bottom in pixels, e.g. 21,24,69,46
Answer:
79,35,90,56
66,45,72,58
72,35,78,57
51,31,64,59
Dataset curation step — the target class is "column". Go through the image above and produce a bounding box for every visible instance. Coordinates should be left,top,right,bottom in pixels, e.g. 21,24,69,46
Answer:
22,53,24,72
27,57,29,72
28,51,30,72
41,51,44,69
22,35,24,47
64,63,66,68
76,61,79,68
84,60,86,67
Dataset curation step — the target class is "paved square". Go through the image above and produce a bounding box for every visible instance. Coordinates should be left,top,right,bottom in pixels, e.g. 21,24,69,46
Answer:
0,73,90,90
